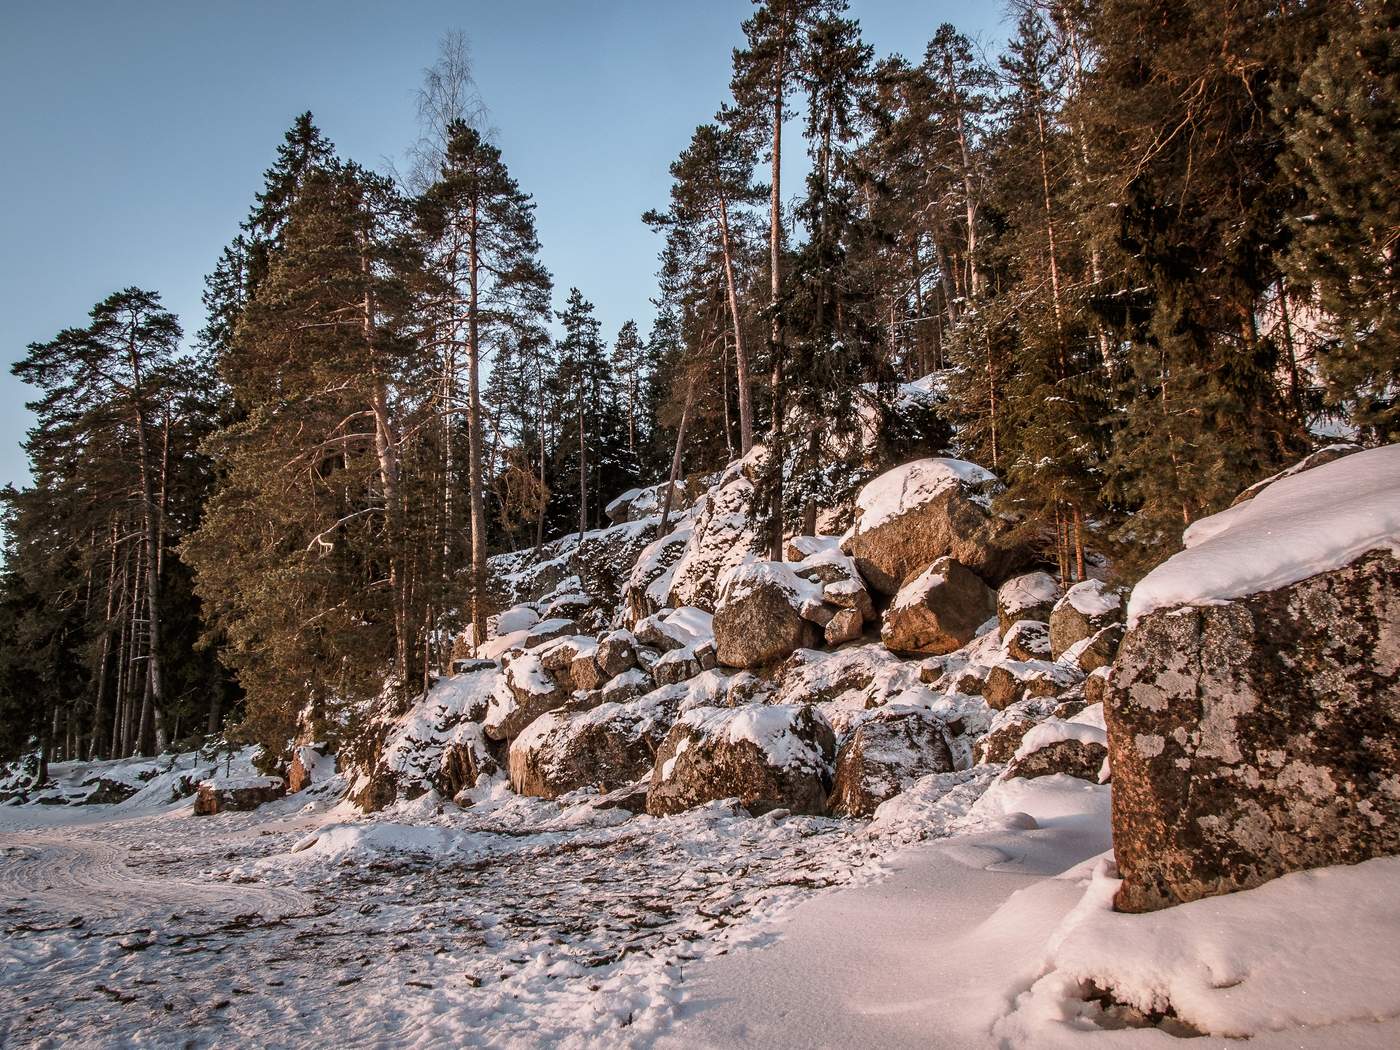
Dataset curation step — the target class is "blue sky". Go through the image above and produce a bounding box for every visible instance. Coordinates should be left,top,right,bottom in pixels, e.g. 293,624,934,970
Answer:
0,1,1006,490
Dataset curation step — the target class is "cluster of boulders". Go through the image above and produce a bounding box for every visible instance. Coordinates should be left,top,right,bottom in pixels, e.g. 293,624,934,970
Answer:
334,452,1129,823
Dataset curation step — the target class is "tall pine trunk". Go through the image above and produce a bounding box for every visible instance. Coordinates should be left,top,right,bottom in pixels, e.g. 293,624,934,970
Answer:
125,328,168,754
467,198,490,648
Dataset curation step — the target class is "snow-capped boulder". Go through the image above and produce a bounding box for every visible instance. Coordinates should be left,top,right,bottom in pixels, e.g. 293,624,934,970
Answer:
1002,618,1051,661
595,629,638,678
508,689,681,800
485,653,569,742
634,606,713,653
1108,444,1400,912
1004,708,1108,781
647,703,836,817
605,480,690,524
828,706,954,817
666,450,768,611
996,572,1061,635
973,696,1059,765
652,645,702,685
193,775,285,815
982,658,1082,711
880,557,996,656
1048,579,1124,660
713,561,822,669
539,634,597,685
840,458,1024,595
600,667,650,704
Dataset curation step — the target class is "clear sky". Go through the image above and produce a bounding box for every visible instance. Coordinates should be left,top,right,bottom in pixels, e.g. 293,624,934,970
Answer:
0,0,1006,491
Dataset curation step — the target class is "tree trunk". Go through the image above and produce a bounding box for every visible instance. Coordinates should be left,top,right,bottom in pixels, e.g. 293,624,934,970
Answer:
767,22,788,562
716,196,754,454
466,197,490,649
659,378,695,535
125,325,168,754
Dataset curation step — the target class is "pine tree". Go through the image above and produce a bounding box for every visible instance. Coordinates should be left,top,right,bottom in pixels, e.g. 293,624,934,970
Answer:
645,120,766,455
417,121,551,647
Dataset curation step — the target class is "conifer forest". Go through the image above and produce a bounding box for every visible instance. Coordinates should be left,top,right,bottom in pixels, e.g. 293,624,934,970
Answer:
1,3,1397,1048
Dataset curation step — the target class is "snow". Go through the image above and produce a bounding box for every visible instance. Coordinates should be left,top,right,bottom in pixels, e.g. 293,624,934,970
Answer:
200,773,284,792
660,605,713,645
717,557,825,618
1129,443,1400,625
0,764,896,1049
1061,578,1121,618
999,854,1400,1044
786,534,843,560
493,604,540,636
849,457,1000,534
1013,717,1108,764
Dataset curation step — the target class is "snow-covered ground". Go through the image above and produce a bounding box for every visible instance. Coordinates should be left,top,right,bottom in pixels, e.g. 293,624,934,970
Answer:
5,756,1398,1049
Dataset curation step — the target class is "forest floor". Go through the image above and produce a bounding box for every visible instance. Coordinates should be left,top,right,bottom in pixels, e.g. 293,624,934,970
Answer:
4,762,1396,1049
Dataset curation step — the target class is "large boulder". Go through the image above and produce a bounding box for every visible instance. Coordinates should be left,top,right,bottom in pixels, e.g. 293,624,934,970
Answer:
509,690,679,800
713,561,822,669
1048,579,1124,660
596,630,638,678
997,572,1062,635
982,658,1082,710
1108,446,1400,912
840,458,1025,595
1004,711,1108,781
880,557,996,656
1002,619,1051,661
647,704,836,816
828,706,954,817
194,775,285,815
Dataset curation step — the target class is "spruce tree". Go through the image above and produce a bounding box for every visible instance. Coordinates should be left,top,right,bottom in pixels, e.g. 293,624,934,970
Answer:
1281,0,1399,440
